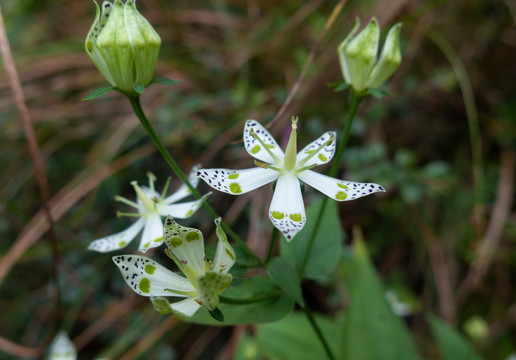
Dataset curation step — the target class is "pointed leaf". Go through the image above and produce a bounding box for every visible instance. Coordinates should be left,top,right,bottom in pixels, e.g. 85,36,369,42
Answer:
82,84,114,101
152,77,180,86
133,83,145,94
428,314,483,360
267,257,304,306
280,199,342,280
255,312,341,360
208,308,225,322
340,239,420,360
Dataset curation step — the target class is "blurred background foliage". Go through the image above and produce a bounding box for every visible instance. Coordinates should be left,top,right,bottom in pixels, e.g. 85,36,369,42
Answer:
0,0,515,358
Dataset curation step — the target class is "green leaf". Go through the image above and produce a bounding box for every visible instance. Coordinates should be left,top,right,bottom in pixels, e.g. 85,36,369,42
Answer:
255,312,341,360
187,276,294,325
280,199,342,280
367,87,385,98
152,77,180,86
208,308,225,322
82,84,114,101
267,257,304,306
133,83,145,94
428,314,483,360
340,239,420,360
334,82,350,92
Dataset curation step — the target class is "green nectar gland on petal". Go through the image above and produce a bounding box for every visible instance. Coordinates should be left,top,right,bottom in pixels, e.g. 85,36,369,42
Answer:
131,181,155,212
283,116,298,171
296,133,335,170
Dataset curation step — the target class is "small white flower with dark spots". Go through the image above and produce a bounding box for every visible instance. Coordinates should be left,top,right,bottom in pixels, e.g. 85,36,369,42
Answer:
89,166,208,253
197,118,385,241
112,217,235,318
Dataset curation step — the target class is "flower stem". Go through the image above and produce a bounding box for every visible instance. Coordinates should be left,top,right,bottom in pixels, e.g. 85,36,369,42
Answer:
299,94,362,276
126,95,263,266
265,227,279,264
303,306,336,360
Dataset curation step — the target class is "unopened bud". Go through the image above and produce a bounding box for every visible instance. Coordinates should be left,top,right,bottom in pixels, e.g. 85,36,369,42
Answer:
85,0,161,95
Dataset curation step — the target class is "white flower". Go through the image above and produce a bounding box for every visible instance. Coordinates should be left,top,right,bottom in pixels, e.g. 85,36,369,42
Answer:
197,118,385,241
47,331,76,360
89,166,208,253
112,216,235,318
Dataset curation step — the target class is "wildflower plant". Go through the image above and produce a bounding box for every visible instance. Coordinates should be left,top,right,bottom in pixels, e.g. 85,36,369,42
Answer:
113,217,235,319
72,1,440,359
197,117,385,240
89,167,207,253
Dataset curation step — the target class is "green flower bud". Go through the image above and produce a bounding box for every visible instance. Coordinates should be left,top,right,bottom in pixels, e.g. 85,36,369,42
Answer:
85,0,161,95
338,18,402,94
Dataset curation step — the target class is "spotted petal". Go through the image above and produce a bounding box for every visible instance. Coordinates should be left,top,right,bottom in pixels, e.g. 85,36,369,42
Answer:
296,131,336,168
164,216,205,275
298,170,385,201
198,271,233,310
48,331,76,360
138,214,164,252
112,255,196,297
169,297,203,318
212,218,236,274
244,120,284,164
88,217,145,253
197,167,278,195
163,165,201,204
269,175,306,241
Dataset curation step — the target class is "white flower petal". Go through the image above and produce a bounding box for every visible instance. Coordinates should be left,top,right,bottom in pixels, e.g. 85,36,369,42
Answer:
163,165,201,204
298,169,385,201
212,218,236,274
48,331,76,360
138,214,164,252
158,197,206,219
197,167,278,195
269,175,306,241
163,217,205,274
169,297,203,318
112,255,195,297
243,120,284,164
296,131,336,167
88,217,145,253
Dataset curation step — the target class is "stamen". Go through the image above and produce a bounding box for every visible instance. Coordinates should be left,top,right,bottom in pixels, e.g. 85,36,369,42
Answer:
131,181,155,212
160,176,172,200
146,172,157,194
296,163,319,173
114,195,141,210
117,211,144,218
254,160,282,172
165,248,185,272
250,128,280,163
297,133,335,168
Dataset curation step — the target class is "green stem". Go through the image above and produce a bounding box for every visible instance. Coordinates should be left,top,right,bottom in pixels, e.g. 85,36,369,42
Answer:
299,94,362,275
427,30,484,218
126,95,263,266
265,227,278,264
303,306,335,360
